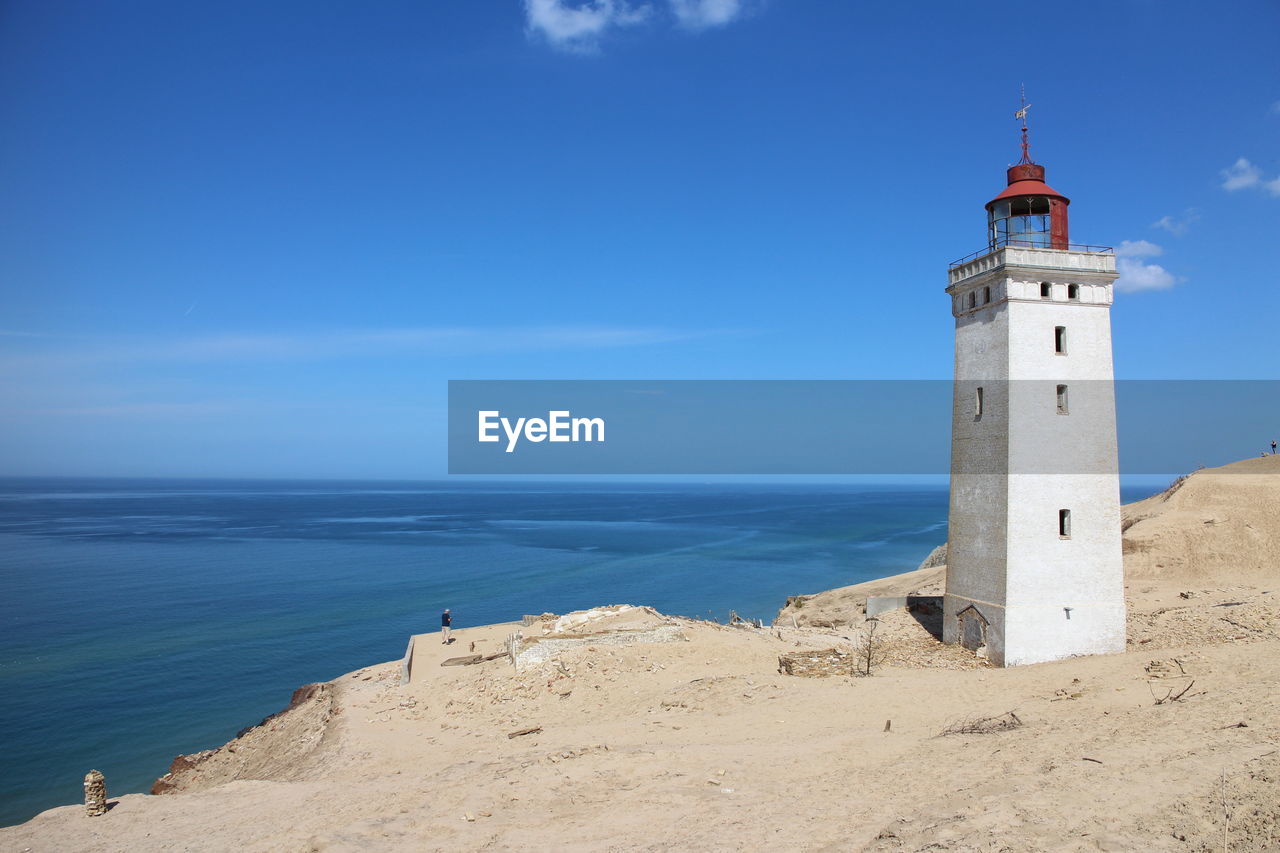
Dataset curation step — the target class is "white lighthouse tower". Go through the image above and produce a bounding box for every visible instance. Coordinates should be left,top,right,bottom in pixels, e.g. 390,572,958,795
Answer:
942,105,1126,667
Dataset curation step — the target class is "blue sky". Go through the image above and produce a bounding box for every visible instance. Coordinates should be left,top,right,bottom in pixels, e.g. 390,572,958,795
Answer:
1,0,1277,478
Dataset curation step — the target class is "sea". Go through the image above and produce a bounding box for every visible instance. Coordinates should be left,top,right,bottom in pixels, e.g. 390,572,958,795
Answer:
0,478,1163,826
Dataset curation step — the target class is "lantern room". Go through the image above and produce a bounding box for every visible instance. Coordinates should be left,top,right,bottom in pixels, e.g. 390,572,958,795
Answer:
986,162,1070,250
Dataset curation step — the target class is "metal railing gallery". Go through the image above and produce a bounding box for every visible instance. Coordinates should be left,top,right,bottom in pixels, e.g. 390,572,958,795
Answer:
949,242,1115,270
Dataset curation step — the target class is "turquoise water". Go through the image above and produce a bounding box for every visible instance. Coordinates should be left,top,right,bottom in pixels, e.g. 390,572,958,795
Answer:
0,479,1158,826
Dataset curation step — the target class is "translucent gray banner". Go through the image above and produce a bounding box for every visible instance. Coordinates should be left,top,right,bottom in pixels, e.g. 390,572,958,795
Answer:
447,380,1280,475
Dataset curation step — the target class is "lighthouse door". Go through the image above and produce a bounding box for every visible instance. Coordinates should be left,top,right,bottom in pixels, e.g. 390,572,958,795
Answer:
957,605,989,652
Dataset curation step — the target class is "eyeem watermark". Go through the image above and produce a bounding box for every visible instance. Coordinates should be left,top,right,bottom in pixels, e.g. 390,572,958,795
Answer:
450,380,1280,473
477,410,605,453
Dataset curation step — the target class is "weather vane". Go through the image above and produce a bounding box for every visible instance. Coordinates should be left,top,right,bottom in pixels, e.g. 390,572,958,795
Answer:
1014,85,1033,165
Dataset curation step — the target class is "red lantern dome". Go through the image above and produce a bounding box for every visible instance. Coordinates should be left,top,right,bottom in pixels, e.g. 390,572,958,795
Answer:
985,100,1070,250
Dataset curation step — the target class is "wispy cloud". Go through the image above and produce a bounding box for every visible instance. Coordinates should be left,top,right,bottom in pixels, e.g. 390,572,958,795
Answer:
524,0,749,51
1151,208,1198,237
167,326,712,360
16,402,239,419
523,0,651,52
1115,240,1177,293
0,325,728,371
669,0,744,30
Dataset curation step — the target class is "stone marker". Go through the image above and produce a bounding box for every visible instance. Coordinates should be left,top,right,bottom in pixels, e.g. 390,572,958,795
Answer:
84,769,107,816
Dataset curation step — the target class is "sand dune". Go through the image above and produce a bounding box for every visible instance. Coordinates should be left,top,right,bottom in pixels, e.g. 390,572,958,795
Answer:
776,455,1280,629
1122,455,1280,581
3,457,1277,852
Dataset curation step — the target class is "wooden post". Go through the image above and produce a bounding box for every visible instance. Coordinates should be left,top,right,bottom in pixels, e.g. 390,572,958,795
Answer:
506,630,523,668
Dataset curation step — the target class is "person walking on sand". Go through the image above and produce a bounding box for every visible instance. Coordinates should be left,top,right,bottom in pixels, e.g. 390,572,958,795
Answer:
441,608,452,644
1272,440,1277,455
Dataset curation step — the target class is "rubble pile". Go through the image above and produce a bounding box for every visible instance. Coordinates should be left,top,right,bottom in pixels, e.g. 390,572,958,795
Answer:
83,770,107,817
778,648,851,677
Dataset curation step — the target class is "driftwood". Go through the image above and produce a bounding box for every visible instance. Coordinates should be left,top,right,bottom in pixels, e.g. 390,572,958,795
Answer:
508,727,542,739
939,711,1023,736
1152,679,1198,705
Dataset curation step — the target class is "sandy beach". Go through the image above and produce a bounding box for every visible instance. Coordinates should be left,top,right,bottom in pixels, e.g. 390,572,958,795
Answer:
4,456,1278,852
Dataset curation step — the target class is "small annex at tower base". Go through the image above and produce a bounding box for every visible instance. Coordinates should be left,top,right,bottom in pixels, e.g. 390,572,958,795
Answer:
942,595,1126,667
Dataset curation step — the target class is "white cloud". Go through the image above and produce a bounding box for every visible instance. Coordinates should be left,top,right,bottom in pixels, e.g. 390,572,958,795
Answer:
669,0,743,29
1116,258,1176,293
1151,209,1198,236
1115,240,1177,293
1116,239,1163,259
1220,157,1280,197
1220,157,1262,191
523,0,650,52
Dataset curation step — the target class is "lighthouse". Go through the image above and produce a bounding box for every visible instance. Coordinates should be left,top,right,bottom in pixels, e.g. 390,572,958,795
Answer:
942,104,1126,667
